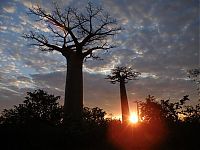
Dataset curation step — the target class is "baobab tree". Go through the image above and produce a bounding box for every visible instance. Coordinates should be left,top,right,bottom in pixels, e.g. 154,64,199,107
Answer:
106,66,140,123
23,2,121,123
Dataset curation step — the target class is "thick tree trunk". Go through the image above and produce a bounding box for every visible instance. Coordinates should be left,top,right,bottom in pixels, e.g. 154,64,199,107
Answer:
120,81,130,123
63,54,83,125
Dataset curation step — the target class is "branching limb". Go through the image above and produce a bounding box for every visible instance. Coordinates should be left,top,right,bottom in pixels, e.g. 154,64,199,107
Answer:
25,2,121,59
23,31,62,52
82,41,115,59
28,4,79,46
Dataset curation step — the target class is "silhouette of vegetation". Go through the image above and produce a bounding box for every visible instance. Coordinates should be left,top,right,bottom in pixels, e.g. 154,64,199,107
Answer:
0,89,112,150
0,89,63,126
108,95,199,150
140,95,191,124
140,95,200,125
0,90,108,127
182,103,200,124
106,66,140,123
23,2,121,123
0,89,199,150
83,107,107,125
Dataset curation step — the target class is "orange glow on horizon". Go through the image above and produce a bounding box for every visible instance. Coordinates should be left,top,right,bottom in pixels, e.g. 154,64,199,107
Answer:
129,113,138,124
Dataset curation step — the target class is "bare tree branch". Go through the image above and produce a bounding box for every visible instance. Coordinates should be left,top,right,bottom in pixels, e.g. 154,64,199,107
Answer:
28,5,79,46
24,2,121,59
23,31,62,52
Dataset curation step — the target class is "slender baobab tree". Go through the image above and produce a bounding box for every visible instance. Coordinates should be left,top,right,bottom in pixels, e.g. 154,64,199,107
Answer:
23,2,121,124
106,66,140,123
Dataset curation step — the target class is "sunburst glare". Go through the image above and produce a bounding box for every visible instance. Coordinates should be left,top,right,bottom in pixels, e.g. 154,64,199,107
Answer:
129,113,138,124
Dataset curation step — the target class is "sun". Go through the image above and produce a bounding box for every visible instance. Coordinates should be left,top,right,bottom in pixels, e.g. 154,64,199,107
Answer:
129,113,138,124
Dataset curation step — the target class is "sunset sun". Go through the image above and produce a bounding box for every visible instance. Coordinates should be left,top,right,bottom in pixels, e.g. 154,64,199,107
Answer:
0,0,198,149
129,113,138,124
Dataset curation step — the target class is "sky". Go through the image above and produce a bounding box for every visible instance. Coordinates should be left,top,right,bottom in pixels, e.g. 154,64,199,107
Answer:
0,0,199,117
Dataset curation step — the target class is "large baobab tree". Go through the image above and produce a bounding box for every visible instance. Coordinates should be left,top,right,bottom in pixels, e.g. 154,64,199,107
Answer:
106,66,140,123
23,2,121,123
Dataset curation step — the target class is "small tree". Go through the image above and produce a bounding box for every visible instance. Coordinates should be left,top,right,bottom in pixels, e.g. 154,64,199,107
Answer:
140,95,163,123
83,107,106,126
0,89,63,126
106,66,140,123
23,2,121,123
140,95,190,124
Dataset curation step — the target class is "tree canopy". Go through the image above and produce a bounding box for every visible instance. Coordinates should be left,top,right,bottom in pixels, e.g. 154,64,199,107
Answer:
23,2,121,59
0,89,63,126
139,95,200,125
106,66,141,84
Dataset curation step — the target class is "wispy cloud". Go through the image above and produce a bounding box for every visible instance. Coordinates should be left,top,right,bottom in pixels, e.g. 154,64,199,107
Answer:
3,6,16,13
0,0,199,113
19,0,37,8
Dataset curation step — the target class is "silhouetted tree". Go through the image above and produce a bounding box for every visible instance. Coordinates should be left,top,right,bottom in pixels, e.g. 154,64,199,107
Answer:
140,95,163,123
162,95,189,122
0,89,63,126
106,66,140,123
0,90,108,128
182,104,200,124
140,95,191,124
23,2,121,124
83,107,106,126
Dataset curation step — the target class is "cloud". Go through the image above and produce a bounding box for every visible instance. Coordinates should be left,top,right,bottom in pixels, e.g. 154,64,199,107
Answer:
3,5,16,13
32,21,50,32
98,0,199,75
19,14,32,25
28,71,122,115
19,0,37,8
0,26,7,31
0,0,199,115
10,25,24,33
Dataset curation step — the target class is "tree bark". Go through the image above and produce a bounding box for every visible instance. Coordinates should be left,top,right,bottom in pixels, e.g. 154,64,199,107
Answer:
120,81,130,123
63,54,83,124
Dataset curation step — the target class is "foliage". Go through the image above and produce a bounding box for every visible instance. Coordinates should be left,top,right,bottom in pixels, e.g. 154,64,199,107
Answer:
106,66,141,84
83,107,106,125
139,95,200,124
182,104,200,124
0,89,63,126
0,89,108,127
188,68,200,84
160,95,190,123
0,92,200,150
140,95,163,123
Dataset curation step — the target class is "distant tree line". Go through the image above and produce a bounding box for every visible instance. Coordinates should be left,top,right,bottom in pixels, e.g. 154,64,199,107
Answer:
140,95,200,125
1,89,199,127
0,89,199,150
0,89,108,128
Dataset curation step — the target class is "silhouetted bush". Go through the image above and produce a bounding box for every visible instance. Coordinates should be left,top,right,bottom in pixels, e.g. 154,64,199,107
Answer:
0,89,63,126
139,95,200,125
0,91,199,150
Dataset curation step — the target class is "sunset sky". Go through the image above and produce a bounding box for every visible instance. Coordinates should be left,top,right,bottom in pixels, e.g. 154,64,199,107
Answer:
0,0,199,117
